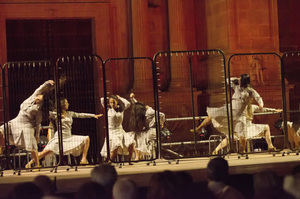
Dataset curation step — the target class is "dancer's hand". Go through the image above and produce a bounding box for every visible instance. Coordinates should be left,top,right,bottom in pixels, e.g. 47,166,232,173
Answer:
130,93,135,98
49,80,55,86
95,114,103,119
190,128,199,133
275,109,282,113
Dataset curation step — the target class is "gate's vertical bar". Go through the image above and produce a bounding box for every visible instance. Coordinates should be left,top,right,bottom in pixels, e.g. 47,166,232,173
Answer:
280,54,289,149
187,55,197,153
55,58,63,166
1,64,9,161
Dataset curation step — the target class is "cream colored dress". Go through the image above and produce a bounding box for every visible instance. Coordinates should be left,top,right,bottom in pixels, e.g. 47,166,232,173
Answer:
245,105,276,139
44,111,95,156
100,97,135,157
134,106,165,155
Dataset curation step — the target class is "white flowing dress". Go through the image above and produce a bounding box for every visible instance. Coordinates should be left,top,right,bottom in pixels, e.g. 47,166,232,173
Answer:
207,77,263,138
44,111,95,157
0,80,54,151
135,106,165,155
245,105,277,139
100,97,135,157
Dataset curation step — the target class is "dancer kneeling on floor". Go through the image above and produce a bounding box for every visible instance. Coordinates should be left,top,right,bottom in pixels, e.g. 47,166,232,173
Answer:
190,74,264,154
129,93,165,160
26,98,102,168
100,95,135,162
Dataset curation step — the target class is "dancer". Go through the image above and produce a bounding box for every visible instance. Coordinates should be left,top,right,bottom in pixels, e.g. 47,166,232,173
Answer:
190,74,263,154
0,80,55,167
244,102,281,152
129,93,165,160
100,95,135,162
275,119,300,150
25,98,102,168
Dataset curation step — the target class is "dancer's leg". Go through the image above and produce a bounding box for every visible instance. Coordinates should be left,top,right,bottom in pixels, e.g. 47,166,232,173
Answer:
80,137,90,164
30,150,40,168
26,150,52,168
239,137,247,153
110,147,119,161
128,144,134,164
264,125,275,150
212,137,228,154
190,116,212,133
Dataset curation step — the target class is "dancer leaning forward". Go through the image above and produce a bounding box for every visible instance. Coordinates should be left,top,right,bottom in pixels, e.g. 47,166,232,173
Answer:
25,98,102,168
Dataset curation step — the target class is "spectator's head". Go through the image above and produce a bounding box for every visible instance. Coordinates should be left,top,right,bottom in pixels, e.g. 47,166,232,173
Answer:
253,188,294,199
76,181,106,199
113,178,138,199
283,173,300,199
9,182,43,199
33,175,55,196
147,170,180,199
253,170,282,195
207,157,229,183
91,164,117,191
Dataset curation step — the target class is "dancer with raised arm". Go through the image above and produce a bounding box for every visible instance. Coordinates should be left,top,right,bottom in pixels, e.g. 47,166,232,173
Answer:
25,98,102,168
100,95,135,163
129,93,165,160
190,74,264,154
0,80,55,167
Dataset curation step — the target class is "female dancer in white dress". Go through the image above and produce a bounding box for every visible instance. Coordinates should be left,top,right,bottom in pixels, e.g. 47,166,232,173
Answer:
0,80,55,167
129,93,165,160
191,74,264,154
100,95,135,162
245,103,280,151
25,98,102,167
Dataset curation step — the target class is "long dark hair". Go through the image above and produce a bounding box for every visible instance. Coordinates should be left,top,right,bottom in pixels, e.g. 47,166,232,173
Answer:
41,91,55,126
129,102,148,132
109,95,125,112
240,73,250,88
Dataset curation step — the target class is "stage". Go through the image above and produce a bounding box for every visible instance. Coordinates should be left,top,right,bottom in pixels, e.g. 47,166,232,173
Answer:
0,152,299,198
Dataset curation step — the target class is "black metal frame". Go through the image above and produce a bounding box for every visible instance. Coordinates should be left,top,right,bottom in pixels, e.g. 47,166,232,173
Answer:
54,55,104,167
153,49,228,159
1,50,298,172
281,51,300,151
1,60,53,173
102,57,157,163
227,52,284,155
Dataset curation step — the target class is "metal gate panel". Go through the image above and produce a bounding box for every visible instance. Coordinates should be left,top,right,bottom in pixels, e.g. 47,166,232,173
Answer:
153,50,227,159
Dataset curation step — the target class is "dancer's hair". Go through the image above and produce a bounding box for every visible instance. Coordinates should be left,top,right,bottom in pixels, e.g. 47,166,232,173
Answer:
240,73,251,88
41,92,55,126
129,102,148,132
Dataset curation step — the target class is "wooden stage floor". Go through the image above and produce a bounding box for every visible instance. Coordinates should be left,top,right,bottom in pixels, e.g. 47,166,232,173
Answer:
0,152,299,198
